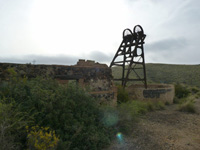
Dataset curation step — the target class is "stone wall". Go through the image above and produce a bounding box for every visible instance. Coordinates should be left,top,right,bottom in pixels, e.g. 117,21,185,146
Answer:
126,84,175,104
0,59,117,105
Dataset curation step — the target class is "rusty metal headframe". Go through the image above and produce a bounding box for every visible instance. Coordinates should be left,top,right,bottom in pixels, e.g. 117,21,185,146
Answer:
110,25,147,88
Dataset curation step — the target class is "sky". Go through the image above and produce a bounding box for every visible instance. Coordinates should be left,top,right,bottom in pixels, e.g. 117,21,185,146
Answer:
0,0,200,65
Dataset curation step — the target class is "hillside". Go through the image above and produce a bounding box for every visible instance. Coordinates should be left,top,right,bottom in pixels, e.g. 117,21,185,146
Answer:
112,63,200,87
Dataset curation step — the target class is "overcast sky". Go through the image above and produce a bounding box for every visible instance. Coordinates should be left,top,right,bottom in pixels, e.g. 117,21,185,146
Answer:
0,0,199,65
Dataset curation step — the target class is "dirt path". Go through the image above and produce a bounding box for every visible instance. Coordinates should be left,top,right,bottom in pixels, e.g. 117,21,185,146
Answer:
107,99,200,150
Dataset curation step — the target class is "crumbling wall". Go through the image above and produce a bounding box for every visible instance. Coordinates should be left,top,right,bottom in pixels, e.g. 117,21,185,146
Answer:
0,59,117,105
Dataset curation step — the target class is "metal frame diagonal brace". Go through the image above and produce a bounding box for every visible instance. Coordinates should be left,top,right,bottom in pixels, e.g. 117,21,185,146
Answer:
110,25,147,88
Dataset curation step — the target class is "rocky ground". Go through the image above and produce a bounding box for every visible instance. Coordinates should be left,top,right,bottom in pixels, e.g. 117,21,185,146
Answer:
106,99,200,150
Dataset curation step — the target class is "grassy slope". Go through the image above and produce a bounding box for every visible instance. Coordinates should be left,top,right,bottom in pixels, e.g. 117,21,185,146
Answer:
112,63,200,87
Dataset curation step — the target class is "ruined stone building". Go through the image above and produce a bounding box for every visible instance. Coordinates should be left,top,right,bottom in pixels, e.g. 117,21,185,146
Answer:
0,59,117,105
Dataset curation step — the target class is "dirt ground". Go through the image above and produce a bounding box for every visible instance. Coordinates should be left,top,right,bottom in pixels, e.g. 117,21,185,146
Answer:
107,99,200,150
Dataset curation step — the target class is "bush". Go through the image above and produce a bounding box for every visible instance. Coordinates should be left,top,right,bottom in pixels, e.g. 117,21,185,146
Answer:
0,76,114,150
0,101,30,150
26,126,59,150
191,87,199,94
190,87,200,98
0,102,18,150
175,84,190,99
117,86,129,104
173,84,198,113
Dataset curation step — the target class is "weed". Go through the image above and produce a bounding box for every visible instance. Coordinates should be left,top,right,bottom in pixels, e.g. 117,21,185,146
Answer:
117,100,165,134
179,100,196,113
145,101,165,111
155,101,165,110
145,102,155,111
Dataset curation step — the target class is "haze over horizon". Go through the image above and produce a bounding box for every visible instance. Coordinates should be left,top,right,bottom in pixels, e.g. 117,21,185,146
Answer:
0,0,200,65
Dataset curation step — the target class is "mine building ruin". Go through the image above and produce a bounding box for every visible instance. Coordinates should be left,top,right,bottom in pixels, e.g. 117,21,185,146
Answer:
0,60,117,105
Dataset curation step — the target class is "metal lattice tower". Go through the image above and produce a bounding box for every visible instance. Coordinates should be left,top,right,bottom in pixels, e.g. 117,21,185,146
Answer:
110,25,147,88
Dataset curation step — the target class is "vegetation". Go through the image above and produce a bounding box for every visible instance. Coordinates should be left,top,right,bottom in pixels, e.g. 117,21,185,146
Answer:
0,70,114,149
175,84,190,99
117,85,129,104
0,102,27,150
178,100,196,113
1,65,199,149
26,126,59,150
112,64,200,87
173,83,199,113
116,100,165,134
116,86,165,134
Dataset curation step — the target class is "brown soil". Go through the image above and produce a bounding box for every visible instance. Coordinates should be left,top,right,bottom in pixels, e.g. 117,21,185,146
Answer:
106,99,200,150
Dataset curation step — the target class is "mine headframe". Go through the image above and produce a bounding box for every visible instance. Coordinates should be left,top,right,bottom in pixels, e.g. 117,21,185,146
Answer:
110,25,147,88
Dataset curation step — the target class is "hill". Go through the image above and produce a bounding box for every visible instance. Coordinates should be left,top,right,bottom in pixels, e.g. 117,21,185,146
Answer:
111,63,200,87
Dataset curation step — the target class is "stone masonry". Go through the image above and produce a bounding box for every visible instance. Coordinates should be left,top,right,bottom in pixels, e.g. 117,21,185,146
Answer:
0,59,117,105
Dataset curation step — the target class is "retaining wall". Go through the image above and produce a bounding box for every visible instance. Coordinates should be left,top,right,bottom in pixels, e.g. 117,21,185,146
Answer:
127,84,175,104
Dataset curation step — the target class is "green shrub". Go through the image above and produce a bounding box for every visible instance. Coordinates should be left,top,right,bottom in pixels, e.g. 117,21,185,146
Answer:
174,85,197,113
0,101,30,150
191,87,199,94
0,77,114,150
0,102,18,150
175,84,190,99
117,86,129,104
